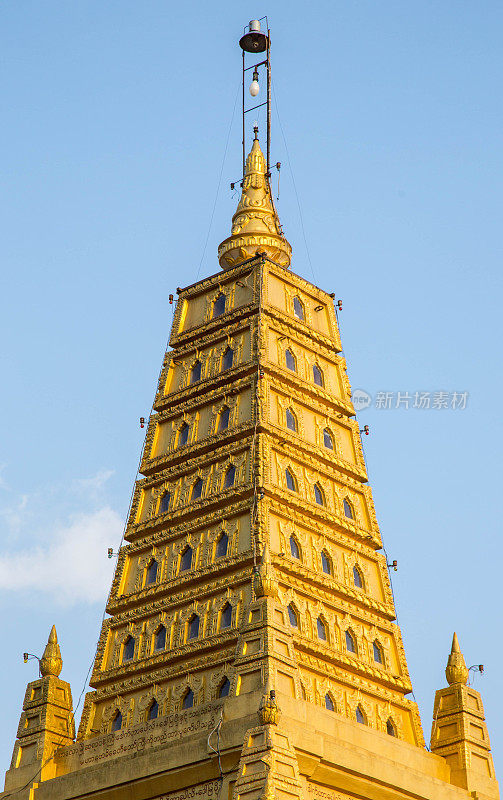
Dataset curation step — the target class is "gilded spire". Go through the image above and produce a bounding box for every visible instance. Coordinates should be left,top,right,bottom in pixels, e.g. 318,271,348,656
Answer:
40,625,63,677
445,632,468,686
253,541,278,599
218,133,291,270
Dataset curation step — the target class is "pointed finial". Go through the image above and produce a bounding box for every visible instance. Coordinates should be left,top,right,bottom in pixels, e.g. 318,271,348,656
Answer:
253,542,278,599
445,632,468,686
218,136,291,270
40,625,63,677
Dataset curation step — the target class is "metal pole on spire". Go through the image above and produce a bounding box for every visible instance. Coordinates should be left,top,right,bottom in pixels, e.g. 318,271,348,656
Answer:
239,18,271,177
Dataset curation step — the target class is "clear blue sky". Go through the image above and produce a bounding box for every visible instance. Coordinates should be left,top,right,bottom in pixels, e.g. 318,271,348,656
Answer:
1,0,502,781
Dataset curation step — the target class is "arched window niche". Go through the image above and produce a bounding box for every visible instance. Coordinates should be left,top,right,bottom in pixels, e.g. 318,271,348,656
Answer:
223,465,235,489
285,349,296,372
190,360,202,385
289,536,301,560
353,565,363,589
314,483,324,506
293,296,305,321
343,498,354,519
324,693,335,712
285,468,296,492
182,688,194,709
317,617,328,642
159,491,171,514
187,614,199,641
145,559,158,585
321,550,331,575
212,293,226,319
286,408,297,432
222,346,234,371
287,604,299,628
111,711,122,732
179,546,193,573
219,603,232,630
218,678,231,698
323,428,334,450
215,532,228,559
373,640,384,664
345,630,357,654
217,406,230,433
154,625,166,652
356,706,366,725
313,364,324,387
147,699,159,721
191,478,203,501
122,636,135,663
178,422,189,448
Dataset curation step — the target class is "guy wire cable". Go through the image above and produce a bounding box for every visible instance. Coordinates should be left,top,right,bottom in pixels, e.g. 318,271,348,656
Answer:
271,79,316,284
195,81,240,280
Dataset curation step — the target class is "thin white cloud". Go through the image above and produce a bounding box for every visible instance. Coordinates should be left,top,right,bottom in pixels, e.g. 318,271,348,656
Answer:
0,507,123,605
72,469,115,495
0,493,30,536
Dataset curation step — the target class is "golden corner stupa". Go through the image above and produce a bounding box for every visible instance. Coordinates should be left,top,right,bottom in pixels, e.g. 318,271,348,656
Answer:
2,18,499,800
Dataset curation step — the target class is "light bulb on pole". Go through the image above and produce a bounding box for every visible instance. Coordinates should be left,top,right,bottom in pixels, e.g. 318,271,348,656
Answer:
249,68,259,97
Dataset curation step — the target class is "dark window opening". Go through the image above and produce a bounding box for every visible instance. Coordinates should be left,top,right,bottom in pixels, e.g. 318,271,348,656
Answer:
191,478,203,501
293,297,304,321
111,711,122,732
222,347,234,371
122,636,135,663
285,349,296,372
288,605,298,627
178,422,189,447
216,533,228,558
180,546,193,572
285,468,296,491
289,536,300,560
313,364,324,387
190,360,202,384
317,617,327,641
220,603,232,629
154,625,166,651
146,559,158,585
213,293,226,318
188,614,199,640
286,409,297,431
159,492,171,514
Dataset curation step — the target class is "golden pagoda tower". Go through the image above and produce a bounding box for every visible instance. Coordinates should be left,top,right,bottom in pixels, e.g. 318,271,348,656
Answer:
2,19,498,800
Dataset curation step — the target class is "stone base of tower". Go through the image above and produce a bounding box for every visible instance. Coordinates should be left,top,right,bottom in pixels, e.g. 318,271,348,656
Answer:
3,688,497,800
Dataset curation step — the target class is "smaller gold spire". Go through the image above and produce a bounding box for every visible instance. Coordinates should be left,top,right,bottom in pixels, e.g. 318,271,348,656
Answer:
445,632,469,686
253,542,278,599
40,625,63,678
218,134,291,269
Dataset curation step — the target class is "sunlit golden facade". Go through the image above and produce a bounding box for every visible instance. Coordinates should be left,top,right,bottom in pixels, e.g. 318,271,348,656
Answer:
2,135,498,800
